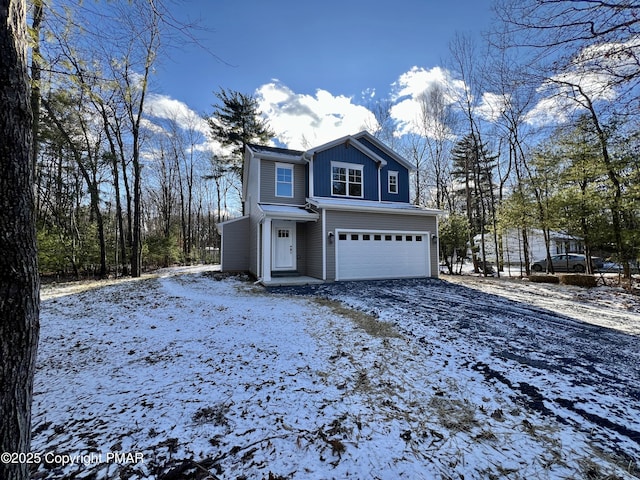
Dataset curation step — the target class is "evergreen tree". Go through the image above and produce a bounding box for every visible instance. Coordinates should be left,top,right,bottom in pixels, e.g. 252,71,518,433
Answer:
450,133,497,236
553,118,608,273
439,213,471,274
208,88,274,185
450,133,498,274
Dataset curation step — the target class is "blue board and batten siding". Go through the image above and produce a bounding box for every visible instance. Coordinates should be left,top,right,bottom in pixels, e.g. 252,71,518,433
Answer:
357,137,410,203
312,141,410,202
380,159,410,203
312,144,379,200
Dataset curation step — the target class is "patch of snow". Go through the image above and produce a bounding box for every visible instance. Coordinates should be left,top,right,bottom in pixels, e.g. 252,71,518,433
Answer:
32,266,639,479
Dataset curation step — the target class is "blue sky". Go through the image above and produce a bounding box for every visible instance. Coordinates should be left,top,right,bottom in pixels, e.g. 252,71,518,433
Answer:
158,1,492,109
147,0,496,149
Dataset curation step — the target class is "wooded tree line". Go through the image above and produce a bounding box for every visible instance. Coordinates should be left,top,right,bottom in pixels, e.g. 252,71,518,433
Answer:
28,0,639,281
385,1,640,279
29,1,270,278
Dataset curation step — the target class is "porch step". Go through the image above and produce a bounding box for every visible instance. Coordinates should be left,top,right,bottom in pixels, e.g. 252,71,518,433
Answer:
271,270,300,278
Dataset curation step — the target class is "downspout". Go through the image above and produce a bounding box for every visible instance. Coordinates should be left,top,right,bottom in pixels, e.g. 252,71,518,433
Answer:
256,213,264,283
303,152,314,198
377,164,381,201
322,209,327,281
262,215,273,284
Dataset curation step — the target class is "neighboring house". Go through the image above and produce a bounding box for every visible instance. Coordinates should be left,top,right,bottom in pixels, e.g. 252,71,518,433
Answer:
217,131,441,285
474,229,584,266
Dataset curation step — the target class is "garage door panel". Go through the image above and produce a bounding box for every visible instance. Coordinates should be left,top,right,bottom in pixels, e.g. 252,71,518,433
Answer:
336,231,429,280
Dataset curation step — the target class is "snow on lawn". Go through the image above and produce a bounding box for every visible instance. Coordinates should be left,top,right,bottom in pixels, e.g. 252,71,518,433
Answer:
443,274,640,336
32,266,639,479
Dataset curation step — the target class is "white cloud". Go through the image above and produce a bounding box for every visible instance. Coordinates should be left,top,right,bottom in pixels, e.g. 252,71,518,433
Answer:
255,81,379,150
144,93,224,154
476,92,510,123
524,95,575,127
524,70,618,127
139,117,167,135
145,93,209,136
524,37,639,127
573,35,640,80
389,66,466,136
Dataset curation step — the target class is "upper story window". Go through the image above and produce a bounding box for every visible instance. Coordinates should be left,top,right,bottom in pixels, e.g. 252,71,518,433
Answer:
332,162,363,198
388,171,398,194
275,163,293,198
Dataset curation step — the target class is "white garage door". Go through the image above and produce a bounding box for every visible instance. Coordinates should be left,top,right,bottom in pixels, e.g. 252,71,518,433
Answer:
335,230,430,281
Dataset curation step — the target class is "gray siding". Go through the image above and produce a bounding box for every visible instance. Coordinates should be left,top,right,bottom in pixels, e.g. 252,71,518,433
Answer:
324,210,438,281
295,223,307,275
305,216,324,279
220,217,250,272
260,160,307,205
249,215,259,277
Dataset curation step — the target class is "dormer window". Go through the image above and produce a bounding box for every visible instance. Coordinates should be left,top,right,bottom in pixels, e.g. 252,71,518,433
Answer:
388,171,398,194
275,163,293,198
332,162,363,198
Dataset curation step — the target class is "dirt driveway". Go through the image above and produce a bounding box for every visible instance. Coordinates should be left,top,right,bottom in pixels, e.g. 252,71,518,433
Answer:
270,276,640,470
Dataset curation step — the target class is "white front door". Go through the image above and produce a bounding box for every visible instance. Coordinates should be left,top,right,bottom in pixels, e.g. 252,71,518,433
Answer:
272,222,296,270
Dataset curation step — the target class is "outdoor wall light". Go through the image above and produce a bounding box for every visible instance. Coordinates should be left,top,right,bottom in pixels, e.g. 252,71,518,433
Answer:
431,234,438,242
328,231,335,244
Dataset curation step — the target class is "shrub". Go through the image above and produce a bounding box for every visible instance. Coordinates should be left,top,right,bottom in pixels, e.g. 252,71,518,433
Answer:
558,274,597,288
528,274,559,284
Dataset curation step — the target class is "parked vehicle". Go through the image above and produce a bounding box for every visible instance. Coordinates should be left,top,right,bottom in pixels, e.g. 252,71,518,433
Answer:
599,261,640,274
531,253,604,273
599,261,623,273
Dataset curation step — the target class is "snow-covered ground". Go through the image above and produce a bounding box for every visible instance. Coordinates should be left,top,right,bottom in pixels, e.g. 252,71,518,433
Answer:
32,266,640,479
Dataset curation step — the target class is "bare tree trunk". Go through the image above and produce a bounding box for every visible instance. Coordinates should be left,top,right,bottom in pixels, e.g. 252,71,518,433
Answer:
131,158,143,276
0,2,40,480
100,104,128,276
118,134,133,272
128,5,159,277
29,0,43,176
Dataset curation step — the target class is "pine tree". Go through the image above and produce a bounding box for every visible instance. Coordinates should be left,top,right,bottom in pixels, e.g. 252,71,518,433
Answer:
451,133,498,274
450,133,497,235
208,88,274,185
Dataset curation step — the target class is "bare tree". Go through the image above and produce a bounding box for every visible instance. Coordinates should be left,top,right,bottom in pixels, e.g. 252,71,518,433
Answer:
496,0,639,278
552,78,629,274
449,34,501,275
0,2,40,480
416,84,457,210
367,97,397,149
485,28,541,275
495,0,640,110
42,85,110,278
112,1,161,277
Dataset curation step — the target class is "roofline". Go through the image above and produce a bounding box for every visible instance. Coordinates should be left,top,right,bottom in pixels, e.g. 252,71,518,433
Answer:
257,204,319,222
246,144,306,164
307,198,443,216
216,215,249,234
352,131,416,172
305,135,388,167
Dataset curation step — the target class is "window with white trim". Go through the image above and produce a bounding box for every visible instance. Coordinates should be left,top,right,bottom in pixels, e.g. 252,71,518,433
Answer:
388,171,398,194
275,163,293,197
332,162,363,198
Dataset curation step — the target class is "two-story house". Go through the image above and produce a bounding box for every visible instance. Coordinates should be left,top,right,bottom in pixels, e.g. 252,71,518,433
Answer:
217,131,441,285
